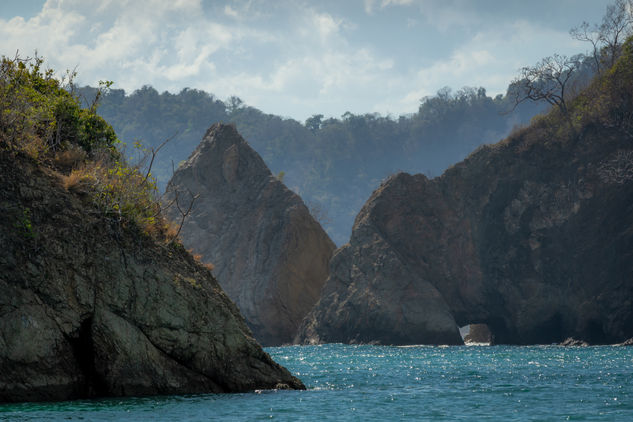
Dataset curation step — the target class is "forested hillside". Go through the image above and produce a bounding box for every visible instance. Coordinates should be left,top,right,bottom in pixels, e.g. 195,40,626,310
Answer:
82,83,545,244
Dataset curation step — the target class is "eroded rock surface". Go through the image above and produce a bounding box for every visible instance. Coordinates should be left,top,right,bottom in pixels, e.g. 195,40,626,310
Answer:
298,123,633,345
0,149,304,403
165,124,335,346
463,324,493,345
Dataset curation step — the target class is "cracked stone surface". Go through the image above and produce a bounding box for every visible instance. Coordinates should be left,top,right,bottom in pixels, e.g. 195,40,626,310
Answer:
164,124,334,346
298,124,633,345
0,149,304,403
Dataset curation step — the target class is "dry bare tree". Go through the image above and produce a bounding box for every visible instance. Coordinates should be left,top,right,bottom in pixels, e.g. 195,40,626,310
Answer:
571,0,633,74
511,54,583,118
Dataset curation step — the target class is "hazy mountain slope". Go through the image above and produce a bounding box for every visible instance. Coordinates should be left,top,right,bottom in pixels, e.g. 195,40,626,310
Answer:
85,85,544,245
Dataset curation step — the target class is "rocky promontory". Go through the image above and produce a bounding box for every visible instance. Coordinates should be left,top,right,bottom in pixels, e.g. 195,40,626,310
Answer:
298,48,633,345
165,124,335,346
0,149,304,403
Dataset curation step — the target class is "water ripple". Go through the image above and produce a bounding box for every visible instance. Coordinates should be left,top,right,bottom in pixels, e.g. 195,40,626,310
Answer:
1,345,632,421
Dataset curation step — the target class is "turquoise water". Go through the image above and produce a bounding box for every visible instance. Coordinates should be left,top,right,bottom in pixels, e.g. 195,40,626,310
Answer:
1,344,632,421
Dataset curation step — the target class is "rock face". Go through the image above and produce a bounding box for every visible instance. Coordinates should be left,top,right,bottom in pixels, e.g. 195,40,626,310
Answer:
0,149,304,403
297,172,465,345
298,120,633,345
463,324,493,345
559,338,589,347
164,124,335,346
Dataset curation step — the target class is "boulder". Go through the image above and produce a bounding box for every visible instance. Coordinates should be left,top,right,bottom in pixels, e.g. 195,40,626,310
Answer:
615,338,633,346
463,324,493,345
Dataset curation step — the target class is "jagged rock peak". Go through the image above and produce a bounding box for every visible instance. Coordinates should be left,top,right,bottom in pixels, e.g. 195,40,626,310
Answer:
297,170,463,346
180,123,271,183
165,123,335,346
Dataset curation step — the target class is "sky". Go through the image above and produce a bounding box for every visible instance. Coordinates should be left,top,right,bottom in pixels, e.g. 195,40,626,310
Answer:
0,0,613,122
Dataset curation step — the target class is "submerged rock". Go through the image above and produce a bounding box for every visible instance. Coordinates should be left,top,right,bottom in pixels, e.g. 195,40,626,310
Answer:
559,338,590,347
0,149,304,403
164,124,335,346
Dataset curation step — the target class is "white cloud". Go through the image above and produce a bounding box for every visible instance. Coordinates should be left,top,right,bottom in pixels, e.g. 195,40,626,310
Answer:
365,0,414,14
389,19,585,115
313,12,341,39
224,5,238,17
0,0,241,92
196,27,395,119
0,0,607,121
364,0,376,14
381,0,414,6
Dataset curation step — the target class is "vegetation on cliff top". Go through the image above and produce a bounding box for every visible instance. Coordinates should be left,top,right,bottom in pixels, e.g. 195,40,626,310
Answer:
0,54,176,241
69,1,632,246
77,72,543,245
503,0,633,143
500,34,633,151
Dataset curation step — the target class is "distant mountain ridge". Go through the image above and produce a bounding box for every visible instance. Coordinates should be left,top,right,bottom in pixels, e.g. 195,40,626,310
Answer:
81,82,544,245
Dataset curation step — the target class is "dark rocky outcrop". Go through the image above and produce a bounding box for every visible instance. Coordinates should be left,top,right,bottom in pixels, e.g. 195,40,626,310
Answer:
298,82,633,346
463,324,493,345
297,172,466,345
164,124,335,346
0,149,304,403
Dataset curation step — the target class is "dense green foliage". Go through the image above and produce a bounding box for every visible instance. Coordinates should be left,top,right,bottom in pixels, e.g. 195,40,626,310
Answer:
0,57,118,156
83,83,543,244
0,56,168,240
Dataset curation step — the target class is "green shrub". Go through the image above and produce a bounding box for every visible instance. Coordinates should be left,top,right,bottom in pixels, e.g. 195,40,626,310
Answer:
0,54,119,157
1,54,172,241
13,207,35,239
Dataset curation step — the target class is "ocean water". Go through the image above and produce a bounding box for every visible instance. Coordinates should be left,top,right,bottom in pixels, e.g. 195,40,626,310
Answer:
1,344,632,421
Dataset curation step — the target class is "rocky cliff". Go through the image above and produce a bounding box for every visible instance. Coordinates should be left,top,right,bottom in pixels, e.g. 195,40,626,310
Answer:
164,124,335,346
0,149,304,403
298,50,633,345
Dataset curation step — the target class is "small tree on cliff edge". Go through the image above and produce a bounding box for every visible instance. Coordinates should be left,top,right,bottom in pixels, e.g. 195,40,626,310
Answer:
510,54,583,120
571,0,633,75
